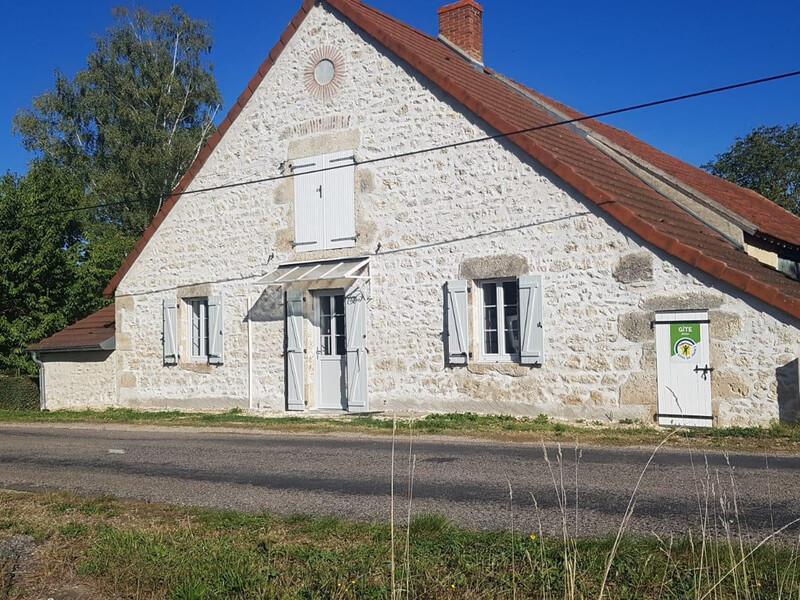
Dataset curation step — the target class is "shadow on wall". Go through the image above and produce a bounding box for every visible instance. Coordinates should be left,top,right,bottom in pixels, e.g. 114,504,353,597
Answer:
247,288,285,323
777,358,800,424
40,350,114,364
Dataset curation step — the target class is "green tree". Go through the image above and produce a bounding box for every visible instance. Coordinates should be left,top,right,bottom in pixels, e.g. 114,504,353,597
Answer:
703,124,800,216
3,5,222,374
13,5,222,242
0,163,87,374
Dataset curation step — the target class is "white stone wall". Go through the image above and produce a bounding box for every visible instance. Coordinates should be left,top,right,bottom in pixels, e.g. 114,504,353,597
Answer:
108,4,800,425
41,351,117,410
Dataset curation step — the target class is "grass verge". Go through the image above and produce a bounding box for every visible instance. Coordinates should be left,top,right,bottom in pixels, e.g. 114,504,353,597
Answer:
1,408,799,451
1,489,798,599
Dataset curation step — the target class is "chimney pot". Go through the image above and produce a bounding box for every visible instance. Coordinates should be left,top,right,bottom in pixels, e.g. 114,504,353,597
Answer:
437,0,483,63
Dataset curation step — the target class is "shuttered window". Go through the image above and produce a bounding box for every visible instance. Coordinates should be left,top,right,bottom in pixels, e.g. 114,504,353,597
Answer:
446,275,543,368
476,276,544,365
293,151,356,252
478,280,520,361
187,298,209,359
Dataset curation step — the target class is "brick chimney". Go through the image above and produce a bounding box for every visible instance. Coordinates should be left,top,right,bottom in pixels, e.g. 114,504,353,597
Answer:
437,0,483,64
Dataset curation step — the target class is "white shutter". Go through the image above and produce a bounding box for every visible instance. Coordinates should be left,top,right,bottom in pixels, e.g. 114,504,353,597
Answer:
285,290,305,411
293,156,324,252
162,298,178,365
208,296,223,364
345,286,368,411
323,151,356,250
445,280,469,365
519,275,543,365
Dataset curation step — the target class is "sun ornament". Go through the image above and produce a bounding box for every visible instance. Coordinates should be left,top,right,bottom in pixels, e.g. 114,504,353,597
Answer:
304,46,346,102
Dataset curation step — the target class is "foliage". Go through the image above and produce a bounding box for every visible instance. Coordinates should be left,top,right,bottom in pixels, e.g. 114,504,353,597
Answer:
0,163,93,374
0,376,40,410
13,5,221,238
3,5,221,374
703,123,800,216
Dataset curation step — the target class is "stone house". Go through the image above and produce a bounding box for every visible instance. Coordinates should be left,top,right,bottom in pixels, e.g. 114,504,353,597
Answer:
29,0,800,426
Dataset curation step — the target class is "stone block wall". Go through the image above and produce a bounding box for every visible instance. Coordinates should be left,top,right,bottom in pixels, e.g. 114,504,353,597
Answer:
41,351,116,410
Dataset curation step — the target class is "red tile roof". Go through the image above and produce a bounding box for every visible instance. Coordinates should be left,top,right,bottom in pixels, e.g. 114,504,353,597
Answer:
28,304,115,353
514,84,800,247
100,0,800,322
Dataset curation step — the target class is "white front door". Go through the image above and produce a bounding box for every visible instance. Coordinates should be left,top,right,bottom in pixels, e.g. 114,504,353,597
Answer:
315,291,347,410
654,310,713,427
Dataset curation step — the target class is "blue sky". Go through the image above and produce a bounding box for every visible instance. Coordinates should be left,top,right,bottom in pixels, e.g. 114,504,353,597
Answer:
2,0,798,177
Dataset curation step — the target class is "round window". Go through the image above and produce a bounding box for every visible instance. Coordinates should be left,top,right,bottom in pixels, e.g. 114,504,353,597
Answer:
304,47,345,101
314,59,336,85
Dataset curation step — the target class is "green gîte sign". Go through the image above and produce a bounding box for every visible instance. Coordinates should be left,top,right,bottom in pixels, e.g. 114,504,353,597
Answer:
670,322,701,362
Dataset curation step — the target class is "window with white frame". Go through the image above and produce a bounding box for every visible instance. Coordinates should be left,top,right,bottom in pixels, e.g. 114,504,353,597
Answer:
187,298,209,359
292,150,356,252
478,280,520,361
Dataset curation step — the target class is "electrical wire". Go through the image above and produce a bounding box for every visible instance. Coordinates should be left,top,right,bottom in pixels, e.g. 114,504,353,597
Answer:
17,67,800,220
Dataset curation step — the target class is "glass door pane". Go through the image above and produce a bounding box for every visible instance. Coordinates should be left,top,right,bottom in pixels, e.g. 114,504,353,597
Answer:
320,296,332,355
333,294,346,356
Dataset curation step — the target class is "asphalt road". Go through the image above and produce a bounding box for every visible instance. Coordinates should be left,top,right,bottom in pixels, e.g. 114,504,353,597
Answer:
0,424,798,538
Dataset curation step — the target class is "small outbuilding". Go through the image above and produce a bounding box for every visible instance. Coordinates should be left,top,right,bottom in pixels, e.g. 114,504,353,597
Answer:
29,304,116,410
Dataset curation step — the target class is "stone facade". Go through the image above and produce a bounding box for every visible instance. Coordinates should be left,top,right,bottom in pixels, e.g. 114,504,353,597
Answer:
63,5,798,424
40,351,116,410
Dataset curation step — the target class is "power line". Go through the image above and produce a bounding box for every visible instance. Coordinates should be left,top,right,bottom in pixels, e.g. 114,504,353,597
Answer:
19,67,800,220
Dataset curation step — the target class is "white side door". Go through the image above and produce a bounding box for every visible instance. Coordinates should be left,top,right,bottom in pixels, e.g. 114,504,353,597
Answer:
654,310,713,427
314,291,347,410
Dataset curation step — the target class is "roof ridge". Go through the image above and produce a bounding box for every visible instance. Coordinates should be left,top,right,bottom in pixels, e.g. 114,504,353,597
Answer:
331,0,484,68
337,0,439,42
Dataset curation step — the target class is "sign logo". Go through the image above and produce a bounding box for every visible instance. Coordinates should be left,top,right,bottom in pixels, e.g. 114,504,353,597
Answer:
674,337,697,360
670,322,701,363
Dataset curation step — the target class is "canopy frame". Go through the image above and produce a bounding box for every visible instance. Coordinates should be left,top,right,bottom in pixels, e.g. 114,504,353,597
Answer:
259,257,370,286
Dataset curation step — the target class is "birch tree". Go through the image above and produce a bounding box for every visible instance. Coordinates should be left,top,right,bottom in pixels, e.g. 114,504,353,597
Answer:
13,6,222,238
